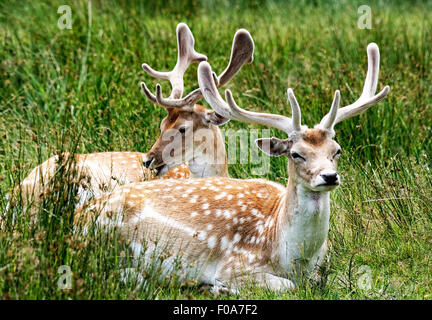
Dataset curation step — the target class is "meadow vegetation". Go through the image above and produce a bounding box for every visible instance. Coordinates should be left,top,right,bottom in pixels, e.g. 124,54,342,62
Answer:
0,0,431,299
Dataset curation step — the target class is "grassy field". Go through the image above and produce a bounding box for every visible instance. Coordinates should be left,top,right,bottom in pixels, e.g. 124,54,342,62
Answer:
0,0,431,299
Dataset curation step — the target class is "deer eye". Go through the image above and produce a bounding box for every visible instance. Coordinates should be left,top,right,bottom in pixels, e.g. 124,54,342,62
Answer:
334,149,342,158
178,127,187,134
291,152,306,161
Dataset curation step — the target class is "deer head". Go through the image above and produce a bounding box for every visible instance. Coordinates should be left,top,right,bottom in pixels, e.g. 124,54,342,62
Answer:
141,23,254,177
198,42,390,191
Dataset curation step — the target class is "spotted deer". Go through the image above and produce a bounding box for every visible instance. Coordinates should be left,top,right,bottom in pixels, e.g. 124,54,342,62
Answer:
14,23,254,211
75,42,389,292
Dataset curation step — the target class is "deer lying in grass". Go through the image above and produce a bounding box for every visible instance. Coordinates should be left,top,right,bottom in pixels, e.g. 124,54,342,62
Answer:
76,42,389,292
13,23,254,211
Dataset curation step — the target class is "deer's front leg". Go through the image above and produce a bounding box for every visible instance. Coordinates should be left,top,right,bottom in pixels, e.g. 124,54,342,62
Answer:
217,272,295,293
245,273,296,291
308,240,329,287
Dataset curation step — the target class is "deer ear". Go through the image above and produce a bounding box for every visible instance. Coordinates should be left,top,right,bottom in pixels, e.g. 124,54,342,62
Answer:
204,111,230,126
255,137,291,157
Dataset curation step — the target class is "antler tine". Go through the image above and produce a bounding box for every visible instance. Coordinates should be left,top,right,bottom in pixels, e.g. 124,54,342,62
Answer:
142,27,255,110
287,88,302,131
140,81,158,104
320,43,390,128
141,23,207,108
320,90,340,131
198,61,295,134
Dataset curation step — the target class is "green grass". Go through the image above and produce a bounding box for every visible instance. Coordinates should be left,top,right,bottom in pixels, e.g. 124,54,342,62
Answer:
0,0,431,299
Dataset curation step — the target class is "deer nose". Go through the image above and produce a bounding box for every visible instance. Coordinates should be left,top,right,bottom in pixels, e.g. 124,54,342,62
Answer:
143,156,155,169
320,172,339,185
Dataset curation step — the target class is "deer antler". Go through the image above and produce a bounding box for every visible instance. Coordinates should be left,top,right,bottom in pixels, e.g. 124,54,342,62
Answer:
320,43,390,130
141,24,254,111
199,43,390,136
198,61,299,134
141,23,206,106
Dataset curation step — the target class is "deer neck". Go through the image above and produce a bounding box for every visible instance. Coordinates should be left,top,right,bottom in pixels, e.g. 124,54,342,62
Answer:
188,127,229,178
276,162,331,275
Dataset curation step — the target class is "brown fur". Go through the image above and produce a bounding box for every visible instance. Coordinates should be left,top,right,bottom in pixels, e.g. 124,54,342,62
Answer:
301,129,328,146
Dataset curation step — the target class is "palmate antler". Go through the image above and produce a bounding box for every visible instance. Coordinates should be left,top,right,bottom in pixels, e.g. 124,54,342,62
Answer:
319,43,390,131
198,42,390,135
141,23,255,111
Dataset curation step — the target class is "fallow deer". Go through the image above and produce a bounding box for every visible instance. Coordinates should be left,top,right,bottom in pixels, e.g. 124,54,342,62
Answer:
13,23,254,211
76,42,389,292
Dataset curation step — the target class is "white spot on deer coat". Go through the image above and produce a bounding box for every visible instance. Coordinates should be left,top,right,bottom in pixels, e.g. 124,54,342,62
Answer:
207,236,216,249
223,210,231,219
197,231,207,241
220,236,230,250
215,192,227,200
